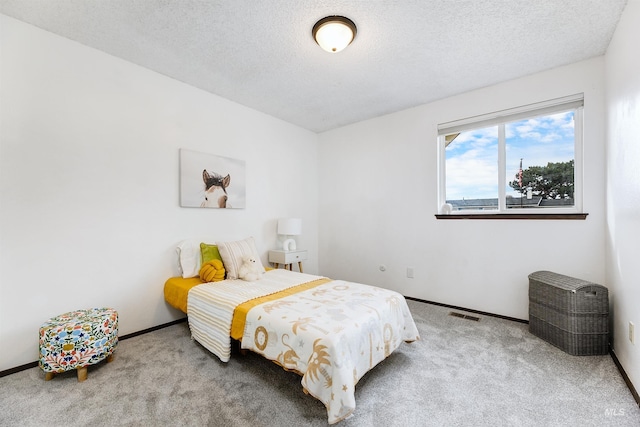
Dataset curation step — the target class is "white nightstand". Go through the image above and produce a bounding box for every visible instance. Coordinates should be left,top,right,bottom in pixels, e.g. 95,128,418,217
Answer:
268,249,308,273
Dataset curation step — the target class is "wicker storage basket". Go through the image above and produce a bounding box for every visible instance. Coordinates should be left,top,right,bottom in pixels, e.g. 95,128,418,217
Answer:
528,271,609,356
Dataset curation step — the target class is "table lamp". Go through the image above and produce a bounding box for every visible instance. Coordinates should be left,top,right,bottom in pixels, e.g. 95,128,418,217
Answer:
277,218,301,251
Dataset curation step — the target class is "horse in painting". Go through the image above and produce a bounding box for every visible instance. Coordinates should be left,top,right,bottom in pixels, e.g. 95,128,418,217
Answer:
200,169,231,208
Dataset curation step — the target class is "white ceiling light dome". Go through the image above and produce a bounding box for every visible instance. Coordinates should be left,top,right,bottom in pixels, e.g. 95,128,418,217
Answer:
312,16,357,53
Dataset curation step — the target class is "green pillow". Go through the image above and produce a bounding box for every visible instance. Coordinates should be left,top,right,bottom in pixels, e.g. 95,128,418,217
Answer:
200,243,223,265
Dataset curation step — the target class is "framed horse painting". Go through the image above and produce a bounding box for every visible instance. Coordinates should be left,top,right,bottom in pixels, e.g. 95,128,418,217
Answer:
179,149,246,209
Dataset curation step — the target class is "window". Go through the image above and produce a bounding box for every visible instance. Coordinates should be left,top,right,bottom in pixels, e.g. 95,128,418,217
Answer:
437,94,584,218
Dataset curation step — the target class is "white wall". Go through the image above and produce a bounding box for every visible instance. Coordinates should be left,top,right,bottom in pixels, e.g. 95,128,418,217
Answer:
3,10,635,393
318,58,606,321
605,0,640,396
0,16,319,371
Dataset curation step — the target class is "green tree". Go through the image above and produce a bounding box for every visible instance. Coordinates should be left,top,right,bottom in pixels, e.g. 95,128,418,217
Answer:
509,160,574,199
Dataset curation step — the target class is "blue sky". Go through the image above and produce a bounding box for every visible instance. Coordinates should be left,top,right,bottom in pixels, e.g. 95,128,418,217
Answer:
445,111,575,200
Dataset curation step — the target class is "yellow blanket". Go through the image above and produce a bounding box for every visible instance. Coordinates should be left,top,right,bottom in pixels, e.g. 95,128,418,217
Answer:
163,276,204,314
163,266,273,313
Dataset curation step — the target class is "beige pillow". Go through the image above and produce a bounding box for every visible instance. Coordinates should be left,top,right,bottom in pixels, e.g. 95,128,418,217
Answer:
217,237,265,280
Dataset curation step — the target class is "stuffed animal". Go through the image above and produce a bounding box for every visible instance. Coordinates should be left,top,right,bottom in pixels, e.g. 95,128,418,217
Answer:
238,255,263,281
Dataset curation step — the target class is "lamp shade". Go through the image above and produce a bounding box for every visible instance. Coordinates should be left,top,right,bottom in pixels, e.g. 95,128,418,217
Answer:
277,218,302,236
312,16,357,53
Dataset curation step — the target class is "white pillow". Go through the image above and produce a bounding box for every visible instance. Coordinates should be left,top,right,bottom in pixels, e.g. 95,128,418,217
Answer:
217,237,265,280
176,240,202,278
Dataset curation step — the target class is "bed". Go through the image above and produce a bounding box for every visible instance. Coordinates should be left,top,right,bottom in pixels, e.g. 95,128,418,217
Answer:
164,238,420,424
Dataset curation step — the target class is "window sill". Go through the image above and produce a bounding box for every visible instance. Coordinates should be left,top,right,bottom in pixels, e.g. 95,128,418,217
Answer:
435,213,588,220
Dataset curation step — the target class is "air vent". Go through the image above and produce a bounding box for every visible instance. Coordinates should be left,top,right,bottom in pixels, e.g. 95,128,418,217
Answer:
449,311,480,321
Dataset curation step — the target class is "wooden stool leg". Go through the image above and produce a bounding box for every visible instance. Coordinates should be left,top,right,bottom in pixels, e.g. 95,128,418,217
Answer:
106,353,114,363
77,367,88,382
44,372,55,381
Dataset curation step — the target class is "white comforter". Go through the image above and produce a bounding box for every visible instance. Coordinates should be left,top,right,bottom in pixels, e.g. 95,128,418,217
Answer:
241,279,420,423
187,269,420,424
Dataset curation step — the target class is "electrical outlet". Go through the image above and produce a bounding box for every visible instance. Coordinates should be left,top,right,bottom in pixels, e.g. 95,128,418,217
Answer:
630,322,635,344
406,267,414,278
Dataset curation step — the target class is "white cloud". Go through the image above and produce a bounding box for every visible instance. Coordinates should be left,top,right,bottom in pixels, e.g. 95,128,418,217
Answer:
446,111,575,200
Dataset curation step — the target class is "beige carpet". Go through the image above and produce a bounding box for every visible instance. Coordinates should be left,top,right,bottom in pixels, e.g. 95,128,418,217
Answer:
1,299,638,426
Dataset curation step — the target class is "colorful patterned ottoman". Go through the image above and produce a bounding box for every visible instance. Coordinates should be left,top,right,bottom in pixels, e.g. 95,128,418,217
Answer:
39,308,118,382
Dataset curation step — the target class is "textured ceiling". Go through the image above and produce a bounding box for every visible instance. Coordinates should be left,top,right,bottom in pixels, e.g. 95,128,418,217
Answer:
0,0,628,133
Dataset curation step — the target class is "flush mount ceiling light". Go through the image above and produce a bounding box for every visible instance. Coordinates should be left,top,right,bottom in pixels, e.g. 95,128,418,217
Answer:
312,16,357,53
